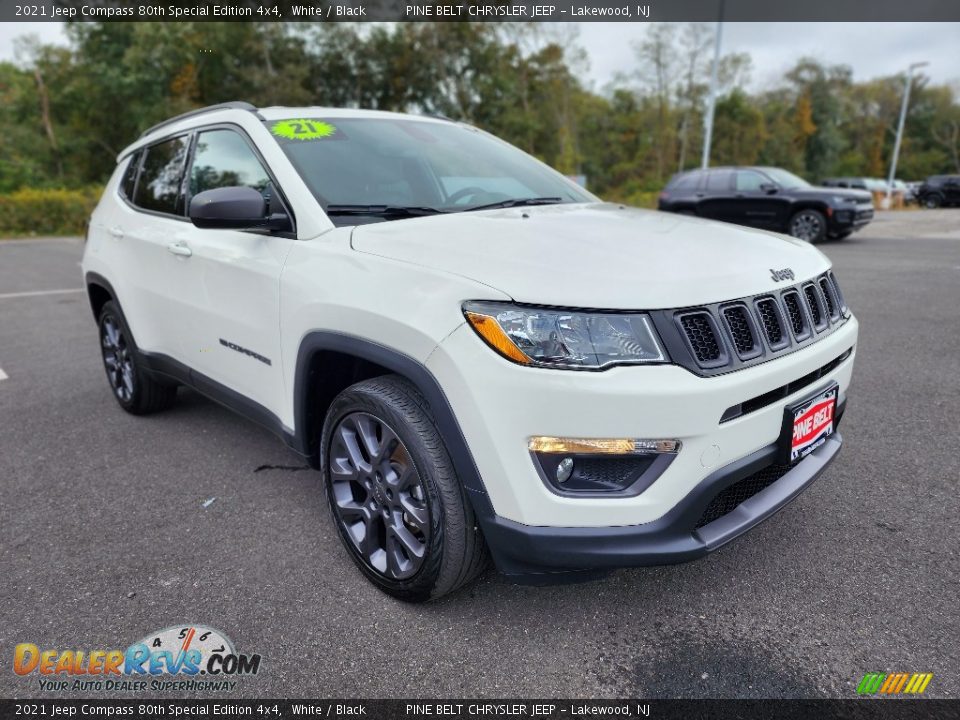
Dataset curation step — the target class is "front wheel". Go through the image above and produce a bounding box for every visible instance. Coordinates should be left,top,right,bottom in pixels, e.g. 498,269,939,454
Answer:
320,375,488,601
924,194,942,209
788,209,827,243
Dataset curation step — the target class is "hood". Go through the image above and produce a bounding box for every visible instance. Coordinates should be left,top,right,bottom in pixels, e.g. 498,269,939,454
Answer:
350,203,831,309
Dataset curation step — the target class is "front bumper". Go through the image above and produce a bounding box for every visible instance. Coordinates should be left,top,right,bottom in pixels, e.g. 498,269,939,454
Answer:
427,316,857,528
481,430,842,581
426,308,857,580
831,205,874,231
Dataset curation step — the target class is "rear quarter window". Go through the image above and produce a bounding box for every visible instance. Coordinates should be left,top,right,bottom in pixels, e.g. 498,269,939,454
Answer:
121,151,142,199
133,135,191,215
667,172,700,191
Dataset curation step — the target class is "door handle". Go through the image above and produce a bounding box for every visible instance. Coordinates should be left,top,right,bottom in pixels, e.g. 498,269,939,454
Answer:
108,226,124,239
166,242,192,258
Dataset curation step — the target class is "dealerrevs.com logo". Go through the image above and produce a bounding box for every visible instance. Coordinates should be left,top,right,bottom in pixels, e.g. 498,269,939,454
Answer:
14,624,261,693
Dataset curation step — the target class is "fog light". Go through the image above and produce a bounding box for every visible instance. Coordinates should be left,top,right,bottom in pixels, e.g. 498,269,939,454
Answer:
529,436,681,496
528,436,680,455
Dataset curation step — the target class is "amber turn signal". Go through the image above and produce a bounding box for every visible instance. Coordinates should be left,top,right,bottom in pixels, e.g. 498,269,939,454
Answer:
464,311,531,365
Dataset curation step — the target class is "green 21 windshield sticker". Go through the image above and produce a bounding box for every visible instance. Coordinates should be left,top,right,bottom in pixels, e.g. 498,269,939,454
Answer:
270,119,340,141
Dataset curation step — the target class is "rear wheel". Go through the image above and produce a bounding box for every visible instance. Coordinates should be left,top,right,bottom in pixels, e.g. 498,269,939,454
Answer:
788,209,827,243
98,301,177,414
923,194,943,209
320,375,488,601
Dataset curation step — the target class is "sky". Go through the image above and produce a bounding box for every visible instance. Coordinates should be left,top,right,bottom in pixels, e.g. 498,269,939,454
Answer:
1,21,958,92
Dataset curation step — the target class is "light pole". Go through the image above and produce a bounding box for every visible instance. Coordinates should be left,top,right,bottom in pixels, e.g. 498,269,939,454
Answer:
886,61,929,205
700,0,725,169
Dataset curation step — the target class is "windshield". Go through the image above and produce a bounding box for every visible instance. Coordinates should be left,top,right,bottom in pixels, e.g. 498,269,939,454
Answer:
760,168,811,190
265,117,591,224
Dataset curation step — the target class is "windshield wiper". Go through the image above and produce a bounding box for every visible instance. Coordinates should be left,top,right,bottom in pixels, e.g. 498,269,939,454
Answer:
462,197,565,212
325,204,446,218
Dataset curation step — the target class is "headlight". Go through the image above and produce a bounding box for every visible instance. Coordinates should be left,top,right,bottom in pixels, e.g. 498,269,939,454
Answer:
832,196,856,203
463,301,668,370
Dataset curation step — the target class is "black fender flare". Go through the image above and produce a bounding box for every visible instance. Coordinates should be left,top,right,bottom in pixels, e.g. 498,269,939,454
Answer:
293,331,494,514
84,271,120,322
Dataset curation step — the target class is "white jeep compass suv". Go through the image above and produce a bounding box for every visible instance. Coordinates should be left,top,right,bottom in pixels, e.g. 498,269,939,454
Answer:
82,102,858,601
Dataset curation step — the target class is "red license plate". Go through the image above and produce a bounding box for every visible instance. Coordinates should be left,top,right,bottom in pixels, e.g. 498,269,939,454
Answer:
787,385,837,462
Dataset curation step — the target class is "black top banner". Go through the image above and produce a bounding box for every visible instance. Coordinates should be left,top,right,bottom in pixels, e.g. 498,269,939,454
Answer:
2,699,959,719
4,0,960,22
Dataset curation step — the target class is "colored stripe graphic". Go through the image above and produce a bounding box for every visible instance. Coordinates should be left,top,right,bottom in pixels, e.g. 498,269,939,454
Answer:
879,674,898,694
857,672,932,695
857,673,885,694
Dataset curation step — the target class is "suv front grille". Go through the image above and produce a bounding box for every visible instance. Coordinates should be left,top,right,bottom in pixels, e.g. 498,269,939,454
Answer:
668,273,849,374
679,312,722,363
695,463,795,528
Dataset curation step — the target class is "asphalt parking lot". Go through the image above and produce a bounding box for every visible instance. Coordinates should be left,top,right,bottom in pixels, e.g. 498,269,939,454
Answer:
1,210,958,700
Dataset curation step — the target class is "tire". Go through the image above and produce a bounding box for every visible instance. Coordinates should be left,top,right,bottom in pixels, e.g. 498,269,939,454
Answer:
788,208,827,243
320,375,488,602
923,194,942,209
98,301,177,415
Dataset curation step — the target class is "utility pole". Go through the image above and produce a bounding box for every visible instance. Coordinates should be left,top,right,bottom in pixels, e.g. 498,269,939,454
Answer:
701,0,725,169
886,61,929,205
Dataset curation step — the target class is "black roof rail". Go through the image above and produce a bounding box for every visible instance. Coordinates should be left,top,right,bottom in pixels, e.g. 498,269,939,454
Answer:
140,101,264,138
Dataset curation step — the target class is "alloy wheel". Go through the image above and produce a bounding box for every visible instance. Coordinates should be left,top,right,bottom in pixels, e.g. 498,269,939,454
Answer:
101,316,135,402
790,212,822,241
328,412,430,579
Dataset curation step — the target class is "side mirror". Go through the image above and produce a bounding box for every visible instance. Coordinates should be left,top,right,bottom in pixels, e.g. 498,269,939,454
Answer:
759,183,779,194
189,186,291,231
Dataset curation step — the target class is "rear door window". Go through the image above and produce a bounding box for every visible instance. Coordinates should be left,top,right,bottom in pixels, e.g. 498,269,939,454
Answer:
705,170,733,192
133,135,190,215
734,170,768,192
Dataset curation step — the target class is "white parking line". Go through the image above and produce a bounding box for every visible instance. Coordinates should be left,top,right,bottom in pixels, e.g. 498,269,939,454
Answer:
0,368,8,382
0,288,84,300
